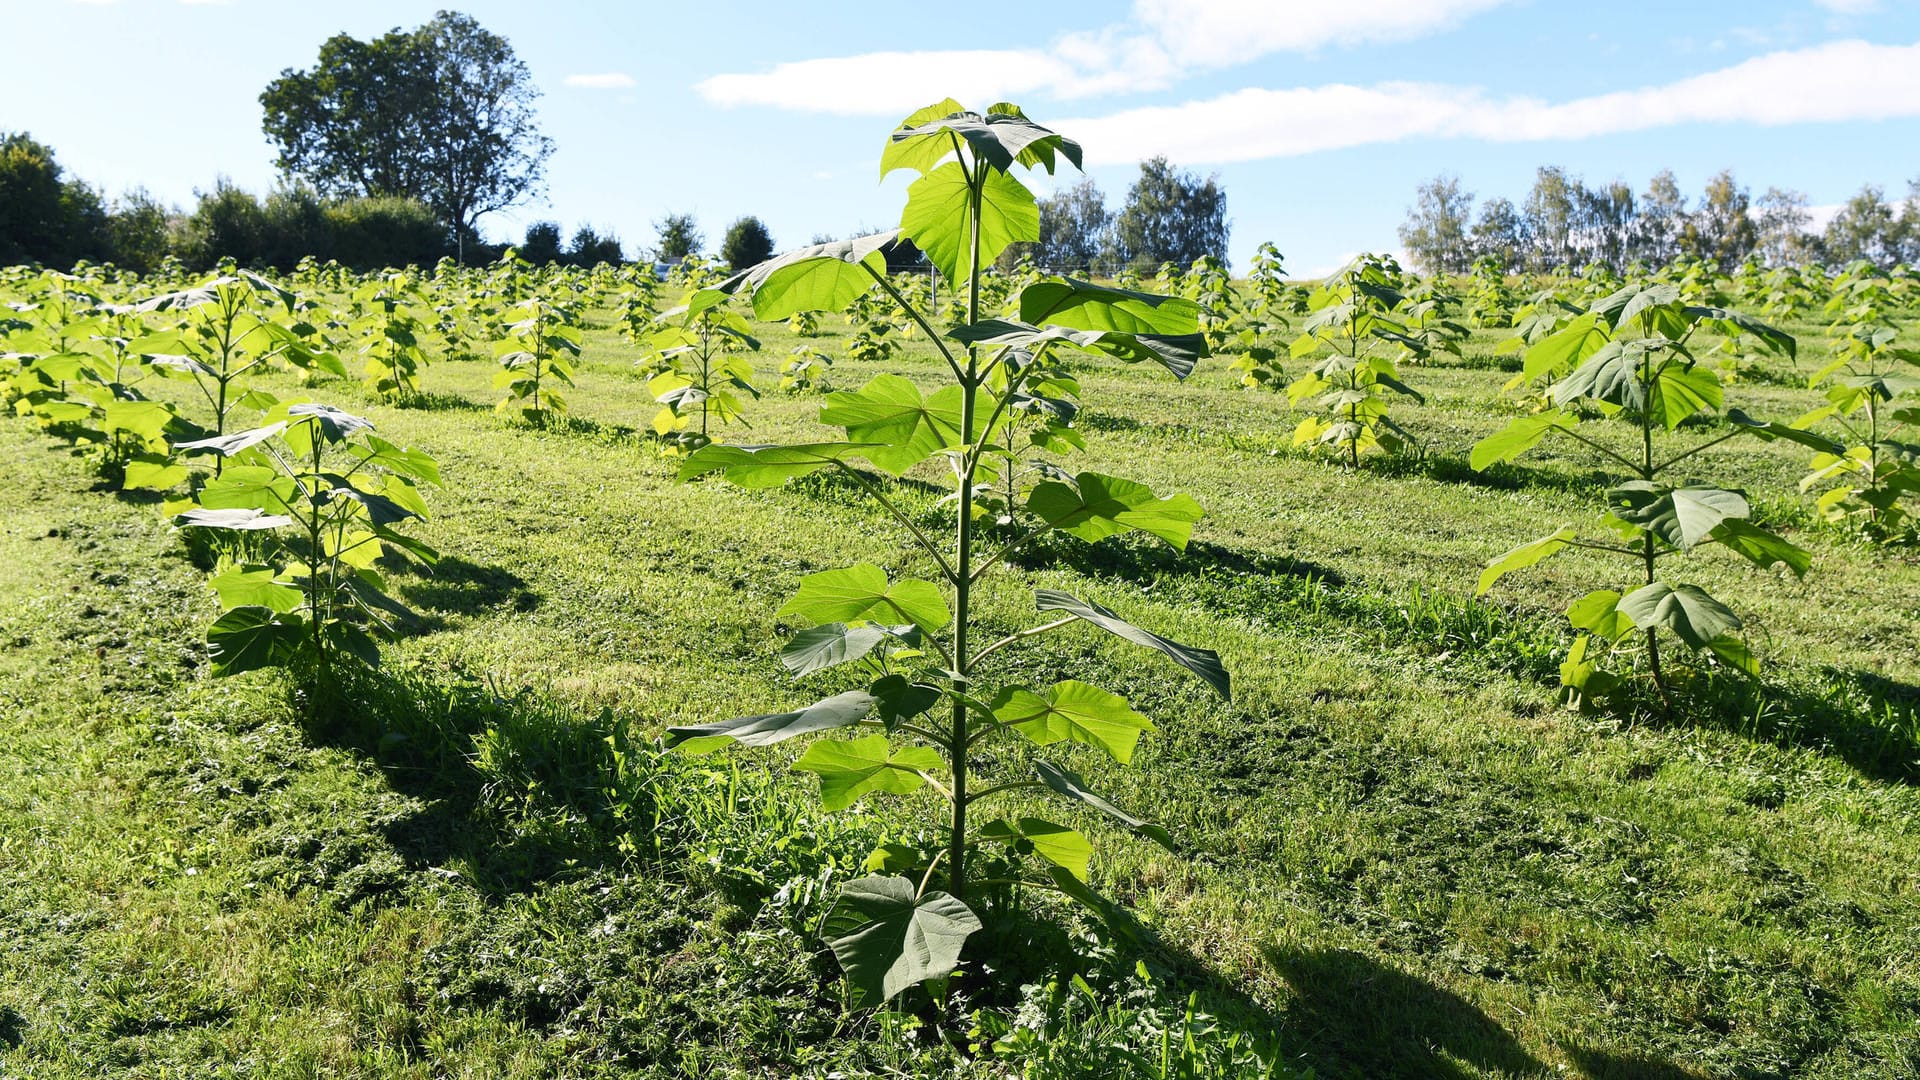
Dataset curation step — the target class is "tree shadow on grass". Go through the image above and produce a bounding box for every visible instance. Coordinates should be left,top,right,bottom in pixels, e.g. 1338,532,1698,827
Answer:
1559,1045,1707,1080
304,666,659,897
394,391,489,413
395,553,541,619
1260,945,1548,1080
1011,531,1347,591
1660,666,1920,786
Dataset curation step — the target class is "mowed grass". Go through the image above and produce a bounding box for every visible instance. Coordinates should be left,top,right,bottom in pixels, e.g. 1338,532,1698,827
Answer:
2,287,1919,1078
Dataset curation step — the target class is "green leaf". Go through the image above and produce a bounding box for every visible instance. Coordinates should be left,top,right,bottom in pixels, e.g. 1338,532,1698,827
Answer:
1708,518,1812,578
1706,633,1761,676
819,375,969,475
870,674,942,727
1027,471,1204,549
122,454,187,490
886,106,1082,177
978,817,1093,881
1034,589,1228,699
725,231,896,321
1019,278,1203,336
665,689,875,754
1608,482,1747,550
1566,590,1634,643
678,442,879,488
174,507,294,531
1724,408,1844,454
195,465,297,513
1033,760,1174,851
1617,582,1742,650
992,681,1154,764
780,622,918,677
175,421,288,457
1477,526,1576,594
1469,409,1575,470
103,399,174,442
778,564,950,632
821,876,981,1008
209,566,303,614
898,162,1037,284
206,606,305,676
1521,313,1608,382
792,734,943,810
948,319,1203,380
879,98,969,177
284,403,374,443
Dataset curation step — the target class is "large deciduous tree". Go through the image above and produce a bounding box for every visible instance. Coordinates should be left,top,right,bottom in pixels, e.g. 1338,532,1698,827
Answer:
1034,178,1113,273
259,11,552,260
1398,174,1475,275
1112,157,1228,269
720,216,774,270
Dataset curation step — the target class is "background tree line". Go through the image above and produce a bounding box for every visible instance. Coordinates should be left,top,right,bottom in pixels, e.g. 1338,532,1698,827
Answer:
1017,156,1231,272
1400,167,1920,275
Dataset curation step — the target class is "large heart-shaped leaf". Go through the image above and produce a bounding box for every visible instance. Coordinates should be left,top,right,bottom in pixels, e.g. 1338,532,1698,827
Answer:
821,876,980,1008
780,622,918,677
991,681,1154,764
1034,589,1228,699
898,162,1037,284
1708,518,1811,578
1019,279,1203,336
792,734,943,810
209,567,303,614
778,564,950,632
666,690,875,754
725,231,897,321
1608,483,1747,550
206,606,306,676
884,104,1082,178
1027,471,1203,549
1617,582,1741,649
819,375,971,475
1521,313,1609,382
175,421,288,457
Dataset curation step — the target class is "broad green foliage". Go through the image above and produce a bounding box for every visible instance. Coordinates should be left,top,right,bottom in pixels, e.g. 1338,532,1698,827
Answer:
1286,255,1428,466
493,295,580,423
1473,281,1830,709
670,101,1230,1007
644,287,761,451
1796,262,1920,539
348,274,430,401
171,402,440,680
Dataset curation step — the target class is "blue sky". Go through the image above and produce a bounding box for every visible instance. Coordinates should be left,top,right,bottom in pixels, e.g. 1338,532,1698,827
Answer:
5,0,1919,273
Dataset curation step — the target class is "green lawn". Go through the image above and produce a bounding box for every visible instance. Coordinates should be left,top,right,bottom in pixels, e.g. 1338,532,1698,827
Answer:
3,297,1918,1078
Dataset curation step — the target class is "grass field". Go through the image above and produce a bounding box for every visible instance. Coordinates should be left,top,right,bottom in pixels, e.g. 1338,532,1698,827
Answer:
3,295,1919,1078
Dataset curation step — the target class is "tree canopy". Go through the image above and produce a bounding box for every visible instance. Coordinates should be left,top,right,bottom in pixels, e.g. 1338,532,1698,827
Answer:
1112,157,1229,270
720,216,774,270
259,10,552,259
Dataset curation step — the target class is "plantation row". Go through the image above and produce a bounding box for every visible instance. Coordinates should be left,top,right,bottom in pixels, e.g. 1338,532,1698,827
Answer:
5,100,1920,1027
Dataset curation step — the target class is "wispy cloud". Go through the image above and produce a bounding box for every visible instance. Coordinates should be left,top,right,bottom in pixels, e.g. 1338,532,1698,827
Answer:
564,72,637,90
696,0,1515,114
1062,39,1920,165
1812,0,1877,12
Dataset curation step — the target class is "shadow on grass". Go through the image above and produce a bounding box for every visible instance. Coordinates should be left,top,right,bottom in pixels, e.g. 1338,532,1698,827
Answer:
1260,946,1546,1080
394,391,489,412
1560,1045,1707,1080
396,553,541,619
304,666,666,896
1011,531,1347,591
1662,666,1920,786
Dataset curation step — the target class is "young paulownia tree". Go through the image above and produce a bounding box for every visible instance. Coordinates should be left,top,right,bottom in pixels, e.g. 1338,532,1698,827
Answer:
665,101,1230,1007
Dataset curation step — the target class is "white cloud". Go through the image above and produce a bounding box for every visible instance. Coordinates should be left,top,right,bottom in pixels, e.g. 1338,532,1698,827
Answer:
1132,0,1514,68
564,72,637,90
1063,40,1920,165
1812,0,1877,12
695,0,1516,113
